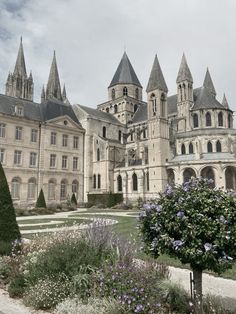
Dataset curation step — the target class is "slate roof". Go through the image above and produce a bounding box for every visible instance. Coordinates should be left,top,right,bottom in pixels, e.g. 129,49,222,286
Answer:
176,54,193,83
132,104,147,123
167,94,177,115
0,93,81,125
192,87,225,110
109,52,142,88
79,105,122,124
14,37,27,77
146,55,168,93
203,68,216,96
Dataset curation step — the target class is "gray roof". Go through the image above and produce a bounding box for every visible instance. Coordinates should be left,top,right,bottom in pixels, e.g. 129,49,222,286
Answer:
132,103,147,123
109,52,142,88
146,55,168,93
222,93,229,109
192,87,225,110
0,93,80,125
46,51,62,101
13,38,27,77
203,68,216,96
176,53,193,83
167,94,177,115
79,105,122,124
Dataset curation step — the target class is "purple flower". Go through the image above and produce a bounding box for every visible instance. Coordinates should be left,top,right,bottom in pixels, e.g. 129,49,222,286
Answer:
204,242,212,252
173,240,184,249
176,211,184,218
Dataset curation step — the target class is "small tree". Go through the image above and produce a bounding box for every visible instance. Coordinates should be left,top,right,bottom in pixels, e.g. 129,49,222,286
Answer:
36,189,47,208
139,177,236,313
71,193,77,206
0,162,21,255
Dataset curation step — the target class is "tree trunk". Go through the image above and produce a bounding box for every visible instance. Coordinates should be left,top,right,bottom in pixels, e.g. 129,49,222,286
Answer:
192,269,203,314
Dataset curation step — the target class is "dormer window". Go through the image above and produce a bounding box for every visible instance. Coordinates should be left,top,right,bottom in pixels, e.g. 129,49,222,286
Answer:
15,105,24,116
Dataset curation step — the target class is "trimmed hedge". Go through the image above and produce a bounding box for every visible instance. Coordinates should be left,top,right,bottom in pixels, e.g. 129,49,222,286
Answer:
36,189,47,209
88,192,123,208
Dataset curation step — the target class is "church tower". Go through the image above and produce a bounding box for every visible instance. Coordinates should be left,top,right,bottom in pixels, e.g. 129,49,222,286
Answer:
146,55,169,191
45,51,63,101
176,53,193,132
5,37,34,100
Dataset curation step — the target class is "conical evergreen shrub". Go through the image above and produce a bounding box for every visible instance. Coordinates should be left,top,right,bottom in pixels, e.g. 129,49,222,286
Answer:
0,162,21,255
35,189,47,208
71,193,77,205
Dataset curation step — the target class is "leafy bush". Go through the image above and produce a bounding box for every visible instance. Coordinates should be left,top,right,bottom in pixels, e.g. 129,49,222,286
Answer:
35,188,47,208
0,256,11,283
23,275,72,309
8,274,26,298
92,261,169,313
56,297,126,314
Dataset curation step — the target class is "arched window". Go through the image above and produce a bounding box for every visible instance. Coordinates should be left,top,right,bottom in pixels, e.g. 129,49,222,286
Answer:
97,148,100,161
178,85,182,101
112,89,115,100
130,132,133,141
183,168,196,183
132,173,138,191
93,174,96,189
218,112,223,127
207,141,213,153
72,180,78,195
201,167,215,188
97,174,101,189
193,113,199,128
160,93,165,117
225,166,236,190
134,104,138,113
151,93,156,116
135,88,139,100
117,175,122,192
60,180,67,200
143,129,146,139
11,177,21,199
182,83,186,100
216,140,222,152
228,114,232,128
118,130,122,142
28,178,36,199
146,171,150,191
123,86,128,96
102,126,106,138
189,142,194,154
106,107,109,113
48,179,56,200
181,144,186,155
206,112,212,126
114,104,118,113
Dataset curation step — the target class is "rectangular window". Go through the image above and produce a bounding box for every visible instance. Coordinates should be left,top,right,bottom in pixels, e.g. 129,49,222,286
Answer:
15,126,23,140
0,124,6,138
31,129,38,142
73,136,79,149
73,157,78,170
51,132,57,145
50,154,56,167
62,155,68,169
29,152,37,167
97,174,101,189
14,150,22,165
62,134,68,147
0,148,4,163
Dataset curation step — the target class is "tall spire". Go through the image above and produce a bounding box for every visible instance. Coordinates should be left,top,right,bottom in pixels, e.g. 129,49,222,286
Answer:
13,36,27,77
222,93,229,109
146,55,168,93
109,52,142,88
203,68,216,97
41,85,45,103
62,84,67,99
46,51,62,101
176,53,193,83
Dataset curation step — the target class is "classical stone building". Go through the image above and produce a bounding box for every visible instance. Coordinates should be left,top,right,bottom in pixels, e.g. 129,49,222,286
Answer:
1,39,236,205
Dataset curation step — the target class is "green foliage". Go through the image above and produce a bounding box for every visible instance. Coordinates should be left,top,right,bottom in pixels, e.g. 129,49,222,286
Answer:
71,193,77,206
88,193,123,208
0,162,21,254
139,178,236,274
203,294,236,314
35,188,47,209
8,274,26,298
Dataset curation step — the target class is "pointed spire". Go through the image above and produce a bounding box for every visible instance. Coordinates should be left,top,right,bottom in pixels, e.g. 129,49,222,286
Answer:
28,70,33,81
146,55,168,93
62,84,67,99
203,68,216,96
176,53,193,83
109,52,142,88
222,93,229,109
41,85,45,102
13,37,27,77
46,51,62,101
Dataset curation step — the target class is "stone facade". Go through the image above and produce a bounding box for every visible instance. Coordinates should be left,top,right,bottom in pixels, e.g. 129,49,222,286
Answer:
1,39,236,206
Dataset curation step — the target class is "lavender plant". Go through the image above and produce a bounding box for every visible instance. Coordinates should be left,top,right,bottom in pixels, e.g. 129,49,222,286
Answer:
139,177,236,313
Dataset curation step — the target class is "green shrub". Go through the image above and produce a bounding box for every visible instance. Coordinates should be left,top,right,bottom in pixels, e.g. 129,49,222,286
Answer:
35,189,47,208
71,193,77,206
8,274,26,298
0,162,21,255
203,294,236,314
23,275,72,309
56,297,126,314
88,193,123,207
0,256,11,283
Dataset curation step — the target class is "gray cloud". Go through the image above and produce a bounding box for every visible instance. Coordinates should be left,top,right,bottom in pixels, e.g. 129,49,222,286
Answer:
0,0,236,116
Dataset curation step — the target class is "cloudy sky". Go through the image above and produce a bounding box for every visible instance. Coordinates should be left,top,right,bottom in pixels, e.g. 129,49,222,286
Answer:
0,0,236,111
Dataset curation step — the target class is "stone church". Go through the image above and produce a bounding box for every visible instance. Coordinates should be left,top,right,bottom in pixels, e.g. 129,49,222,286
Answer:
0,39,235,206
